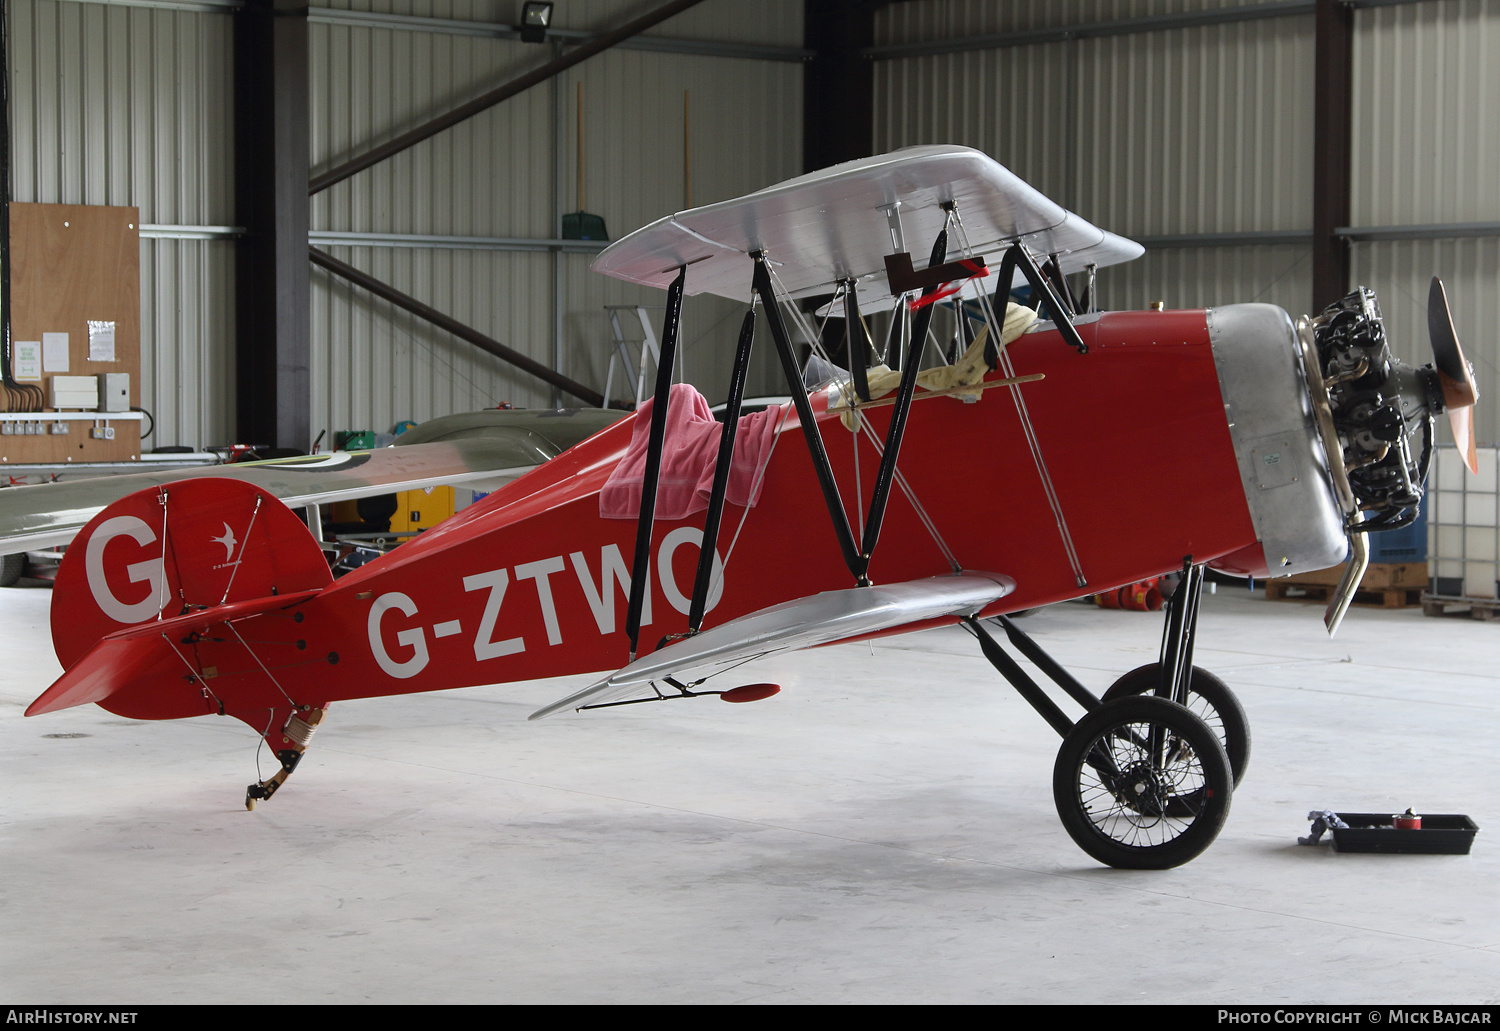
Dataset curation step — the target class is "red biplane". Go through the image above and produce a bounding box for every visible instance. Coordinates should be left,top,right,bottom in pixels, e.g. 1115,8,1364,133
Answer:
22,147,1478,869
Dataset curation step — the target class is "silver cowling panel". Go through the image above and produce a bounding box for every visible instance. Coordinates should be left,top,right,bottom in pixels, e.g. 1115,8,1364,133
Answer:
1207,304,1347,576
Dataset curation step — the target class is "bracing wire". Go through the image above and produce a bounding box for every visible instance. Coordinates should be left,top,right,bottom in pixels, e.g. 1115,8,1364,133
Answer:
951,212,1087,587
767,265,961,574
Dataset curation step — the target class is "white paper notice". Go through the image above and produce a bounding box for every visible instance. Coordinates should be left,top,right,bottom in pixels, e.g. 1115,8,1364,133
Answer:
13,341,40,381
42,333,69,373
87,320,116,362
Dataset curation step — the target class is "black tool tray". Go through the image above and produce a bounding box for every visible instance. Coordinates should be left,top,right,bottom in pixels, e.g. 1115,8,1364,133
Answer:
1329,813,1478,854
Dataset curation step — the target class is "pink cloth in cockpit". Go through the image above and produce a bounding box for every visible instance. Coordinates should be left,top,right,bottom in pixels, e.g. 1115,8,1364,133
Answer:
599,383,781,519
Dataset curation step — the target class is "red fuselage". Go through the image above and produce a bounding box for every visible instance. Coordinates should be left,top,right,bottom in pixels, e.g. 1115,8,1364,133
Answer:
308,309,1257,703
57,309,1279,724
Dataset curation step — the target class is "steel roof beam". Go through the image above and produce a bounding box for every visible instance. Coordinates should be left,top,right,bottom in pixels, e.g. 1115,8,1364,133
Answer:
236,0,311,451
309,247,611,410
308,7,810,62
862,0,1449,60
308,0,708,196
1312,0,1355,310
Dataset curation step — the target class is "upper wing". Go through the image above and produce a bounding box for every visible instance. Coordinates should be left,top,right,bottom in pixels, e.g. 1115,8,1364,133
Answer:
816,218,1145,318
529,572,1014,720
0,409,628,555
591,146,1140,305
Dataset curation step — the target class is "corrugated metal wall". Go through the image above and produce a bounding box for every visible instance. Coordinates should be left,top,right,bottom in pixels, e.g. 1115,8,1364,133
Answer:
8,0,237,449
873,0,1299,41
14,0,1499,448
1351,0,1500,228
309,0,803,440
1076,10,1315,317
873,0,1500,445
7,0,801,449
309,7,568,429
1349,0,1500,445
874,0,1315,317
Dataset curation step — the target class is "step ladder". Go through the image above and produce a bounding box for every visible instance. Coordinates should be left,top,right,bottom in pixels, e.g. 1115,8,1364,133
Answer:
603,306,665,409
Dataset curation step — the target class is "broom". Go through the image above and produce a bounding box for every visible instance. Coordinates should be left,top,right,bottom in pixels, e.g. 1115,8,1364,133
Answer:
560,82,608,241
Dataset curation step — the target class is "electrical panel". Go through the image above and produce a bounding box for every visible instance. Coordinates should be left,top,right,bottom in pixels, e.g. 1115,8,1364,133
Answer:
4,204,141,465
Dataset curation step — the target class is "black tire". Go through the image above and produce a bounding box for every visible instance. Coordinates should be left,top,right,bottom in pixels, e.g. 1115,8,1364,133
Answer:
0,552,24,588
1101,664,1250,787
1053,695,1233,870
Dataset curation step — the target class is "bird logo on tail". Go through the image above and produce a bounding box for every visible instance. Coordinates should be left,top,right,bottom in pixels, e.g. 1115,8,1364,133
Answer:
211,522,238,563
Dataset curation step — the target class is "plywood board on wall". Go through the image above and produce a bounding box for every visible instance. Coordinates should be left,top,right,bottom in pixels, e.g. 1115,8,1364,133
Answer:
7,203,142,463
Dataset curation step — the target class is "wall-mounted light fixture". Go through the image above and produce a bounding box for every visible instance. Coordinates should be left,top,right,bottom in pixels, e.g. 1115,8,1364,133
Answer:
520,2,554,43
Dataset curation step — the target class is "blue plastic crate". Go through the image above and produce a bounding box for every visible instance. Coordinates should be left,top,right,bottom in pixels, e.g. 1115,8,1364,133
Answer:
1368,496,1428,564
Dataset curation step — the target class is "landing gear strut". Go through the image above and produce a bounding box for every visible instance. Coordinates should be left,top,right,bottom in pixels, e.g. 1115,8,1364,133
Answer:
966,558,1247,868
1101,663,1250,787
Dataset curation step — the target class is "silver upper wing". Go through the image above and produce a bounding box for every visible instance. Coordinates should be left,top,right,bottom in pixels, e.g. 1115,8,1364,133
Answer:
592,146,1140,308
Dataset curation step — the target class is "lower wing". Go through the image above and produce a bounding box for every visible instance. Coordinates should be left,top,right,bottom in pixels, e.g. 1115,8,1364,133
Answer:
529,571,1014,720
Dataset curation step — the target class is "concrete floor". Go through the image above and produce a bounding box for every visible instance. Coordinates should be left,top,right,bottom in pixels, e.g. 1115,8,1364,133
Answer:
1,580,1495,1004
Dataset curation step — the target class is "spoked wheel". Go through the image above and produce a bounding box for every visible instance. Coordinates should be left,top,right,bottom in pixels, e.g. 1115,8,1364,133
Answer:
1053,696,1233,869
1102,663,1250,787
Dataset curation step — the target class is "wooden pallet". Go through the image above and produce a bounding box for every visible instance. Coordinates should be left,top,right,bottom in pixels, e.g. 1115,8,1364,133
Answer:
1275,561,1422,588
1265,580,1424,608
1420,594,1500,621
1264,562,1426,608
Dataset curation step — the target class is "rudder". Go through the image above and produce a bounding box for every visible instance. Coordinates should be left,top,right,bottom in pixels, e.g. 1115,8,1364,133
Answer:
39,478,332,720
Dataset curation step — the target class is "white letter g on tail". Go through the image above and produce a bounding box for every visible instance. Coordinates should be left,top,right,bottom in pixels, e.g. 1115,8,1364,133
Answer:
85,516,165,624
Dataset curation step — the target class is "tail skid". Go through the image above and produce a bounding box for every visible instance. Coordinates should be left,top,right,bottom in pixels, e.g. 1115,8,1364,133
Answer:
33,478,337,805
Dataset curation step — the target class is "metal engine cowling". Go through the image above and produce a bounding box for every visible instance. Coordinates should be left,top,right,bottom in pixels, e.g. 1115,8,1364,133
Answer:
1206,303,1347,578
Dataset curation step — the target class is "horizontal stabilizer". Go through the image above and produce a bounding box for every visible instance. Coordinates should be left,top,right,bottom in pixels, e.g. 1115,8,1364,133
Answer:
529,572,1013,720
26,589,322,717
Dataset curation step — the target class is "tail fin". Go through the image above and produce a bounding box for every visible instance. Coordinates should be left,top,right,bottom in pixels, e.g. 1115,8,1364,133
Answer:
32,477,331,720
